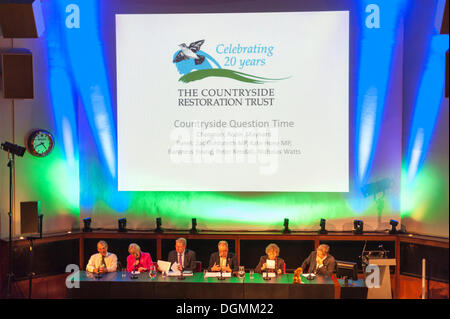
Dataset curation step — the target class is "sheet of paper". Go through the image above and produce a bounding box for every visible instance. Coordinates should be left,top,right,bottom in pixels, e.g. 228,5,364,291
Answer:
266,259,275,269
157,260,171,273
262,272,276,278
301,273,316,277
171,262,179,272
204,272,232,278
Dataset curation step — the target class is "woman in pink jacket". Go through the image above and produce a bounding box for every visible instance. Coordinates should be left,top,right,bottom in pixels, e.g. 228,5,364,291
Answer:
126,243,153,272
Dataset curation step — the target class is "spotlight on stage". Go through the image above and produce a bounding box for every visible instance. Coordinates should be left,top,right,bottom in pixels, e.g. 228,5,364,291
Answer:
282,218,291,234
118,218,127,232
353,220,364,234
190,218,198,234
389,219,399,234
318,218,328,234
155,217,163,233
83,217,92,232
1,141,26,157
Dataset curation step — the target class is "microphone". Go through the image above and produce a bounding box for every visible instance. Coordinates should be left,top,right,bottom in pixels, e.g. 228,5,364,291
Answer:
275,257,278,275
378,244,388,258
263,256,271,281
218,256,226,280
134,255,141,271
306,257,316,280
361,240,368,268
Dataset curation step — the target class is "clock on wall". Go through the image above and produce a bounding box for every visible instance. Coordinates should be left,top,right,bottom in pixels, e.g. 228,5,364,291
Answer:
26,129,54,157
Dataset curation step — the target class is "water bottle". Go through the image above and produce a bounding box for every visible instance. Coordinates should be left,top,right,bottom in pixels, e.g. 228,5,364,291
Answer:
150,265,156,279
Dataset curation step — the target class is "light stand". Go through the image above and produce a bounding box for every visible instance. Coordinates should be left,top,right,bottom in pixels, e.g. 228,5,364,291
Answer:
6,155,14,298
2,141,26,299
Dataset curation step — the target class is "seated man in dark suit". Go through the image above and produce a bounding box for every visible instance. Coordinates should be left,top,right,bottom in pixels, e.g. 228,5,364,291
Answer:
301,244,336,277
208,240,238,272
168,237,197,272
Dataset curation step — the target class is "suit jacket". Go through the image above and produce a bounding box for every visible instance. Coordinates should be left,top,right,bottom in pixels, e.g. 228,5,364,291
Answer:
301,251,336,277
255,255,285,274
208,252,239,272
168,249,197,272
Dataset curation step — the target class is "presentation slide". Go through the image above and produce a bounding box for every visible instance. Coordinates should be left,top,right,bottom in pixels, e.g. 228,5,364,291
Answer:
116,12,349,192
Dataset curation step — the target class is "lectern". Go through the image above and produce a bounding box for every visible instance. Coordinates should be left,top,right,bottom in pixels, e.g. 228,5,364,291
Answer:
366,258,396,299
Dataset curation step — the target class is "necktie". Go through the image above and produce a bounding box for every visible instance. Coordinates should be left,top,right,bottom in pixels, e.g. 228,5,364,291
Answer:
101,255,106,268
178,254,182,267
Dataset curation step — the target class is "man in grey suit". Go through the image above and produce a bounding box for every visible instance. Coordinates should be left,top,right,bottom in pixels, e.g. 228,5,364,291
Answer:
168,237,197,272
301,244,336,277
208,240,239,272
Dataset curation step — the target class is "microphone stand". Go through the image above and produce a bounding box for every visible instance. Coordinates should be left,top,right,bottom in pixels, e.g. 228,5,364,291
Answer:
178,268,185,280
218,267,225,280
131,255,140,279
95,252,105,279
218,258,228,280
263,257,273,281
306,264,315,281
361,240,368,271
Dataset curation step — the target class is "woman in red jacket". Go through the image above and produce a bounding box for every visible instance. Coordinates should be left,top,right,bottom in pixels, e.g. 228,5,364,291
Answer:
126,243,153,272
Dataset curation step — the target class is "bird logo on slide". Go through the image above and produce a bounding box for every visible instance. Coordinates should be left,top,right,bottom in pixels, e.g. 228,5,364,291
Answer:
172,39,289,84
173,40,206,65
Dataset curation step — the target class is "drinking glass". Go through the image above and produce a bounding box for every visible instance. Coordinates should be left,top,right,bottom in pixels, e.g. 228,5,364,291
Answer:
238,266,245,278
249,269,254,280
149,265,157,279
121,267,126,279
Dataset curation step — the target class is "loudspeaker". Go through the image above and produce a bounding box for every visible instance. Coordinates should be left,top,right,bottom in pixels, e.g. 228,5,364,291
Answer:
1,49,34,99
0,0,45,38
20,201,40,235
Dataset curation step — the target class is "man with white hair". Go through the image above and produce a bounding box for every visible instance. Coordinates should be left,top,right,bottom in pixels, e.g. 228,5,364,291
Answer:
86,240,117,274
301,244,336,277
